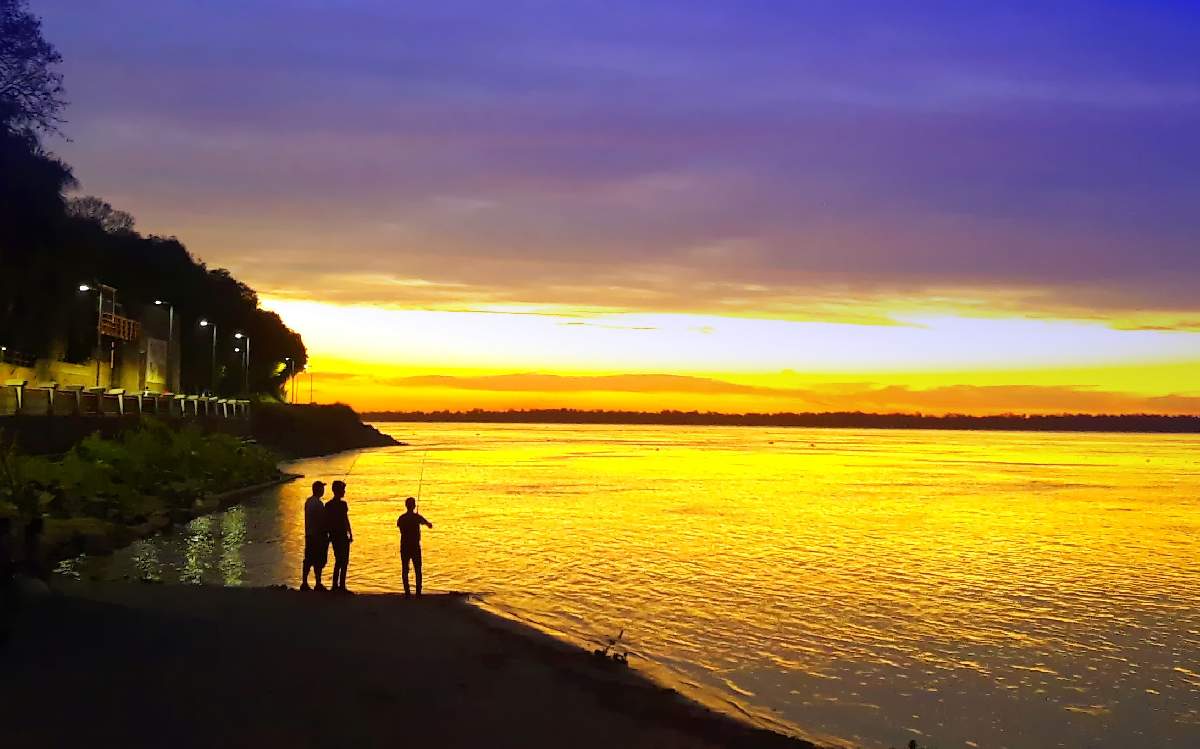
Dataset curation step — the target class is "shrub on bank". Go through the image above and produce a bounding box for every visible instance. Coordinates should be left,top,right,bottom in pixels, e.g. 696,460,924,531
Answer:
251,402,399,457
0,419,280,525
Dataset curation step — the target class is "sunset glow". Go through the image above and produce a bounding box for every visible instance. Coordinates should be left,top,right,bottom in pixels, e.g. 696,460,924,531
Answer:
36,1,1200,415
261,297,1200,414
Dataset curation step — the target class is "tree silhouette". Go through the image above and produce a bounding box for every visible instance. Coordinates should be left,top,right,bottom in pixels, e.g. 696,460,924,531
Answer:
66,195,135,234
0,0,66,136
0,1,307,397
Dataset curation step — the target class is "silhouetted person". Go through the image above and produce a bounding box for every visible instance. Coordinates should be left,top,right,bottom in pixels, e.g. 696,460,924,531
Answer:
325,480,353,592
301,481,328,591
396,497,432,597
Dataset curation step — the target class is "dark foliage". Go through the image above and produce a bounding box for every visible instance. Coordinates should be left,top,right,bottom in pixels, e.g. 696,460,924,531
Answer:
0,2,307,395
252,402,399,457
0,0,66,136
65,195,135,233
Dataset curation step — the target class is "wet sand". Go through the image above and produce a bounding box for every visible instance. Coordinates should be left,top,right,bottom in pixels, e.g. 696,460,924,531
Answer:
4,581,814,748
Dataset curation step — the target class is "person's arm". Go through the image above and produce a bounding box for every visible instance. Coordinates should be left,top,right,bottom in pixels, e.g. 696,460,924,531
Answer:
346,512,353,543
420,514,433,528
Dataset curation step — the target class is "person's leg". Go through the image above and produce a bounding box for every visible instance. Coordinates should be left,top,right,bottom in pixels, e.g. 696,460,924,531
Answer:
301,557,311,589
401,553,411,596
333,546,348,590
413,548,423,597
314,562,325,590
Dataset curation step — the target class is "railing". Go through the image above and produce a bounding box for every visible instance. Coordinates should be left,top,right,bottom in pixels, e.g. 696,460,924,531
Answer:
99,312,141,341
0,384,252,419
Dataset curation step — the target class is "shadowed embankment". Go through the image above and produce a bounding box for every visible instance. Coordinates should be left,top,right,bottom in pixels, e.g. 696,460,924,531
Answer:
4,582,815,749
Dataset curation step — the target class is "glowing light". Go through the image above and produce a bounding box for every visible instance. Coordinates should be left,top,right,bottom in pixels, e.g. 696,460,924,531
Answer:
257,296,1200,414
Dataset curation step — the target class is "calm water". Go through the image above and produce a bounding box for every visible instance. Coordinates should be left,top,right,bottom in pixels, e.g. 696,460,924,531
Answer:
75,424,1200,748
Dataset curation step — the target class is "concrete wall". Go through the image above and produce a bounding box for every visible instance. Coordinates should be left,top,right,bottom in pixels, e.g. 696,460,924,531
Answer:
3,358,112,391
1,308,180,396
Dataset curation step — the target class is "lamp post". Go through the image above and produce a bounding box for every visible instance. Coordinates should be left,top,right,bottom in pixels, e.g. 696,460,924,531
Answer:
233,332,251,396
284,357,295,403
154,300,175,391
78,283,115,387
233,345,244,395
199,318,217,394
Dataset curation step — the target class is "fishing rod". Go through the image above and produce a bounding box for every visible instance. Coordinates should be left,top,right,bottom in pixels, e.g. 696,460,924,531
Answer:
414,449,429,509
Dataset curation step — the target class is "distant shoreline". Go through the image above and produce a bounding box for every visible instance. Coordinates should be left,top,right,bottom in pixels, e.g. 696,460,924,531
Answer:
362,409,1200,434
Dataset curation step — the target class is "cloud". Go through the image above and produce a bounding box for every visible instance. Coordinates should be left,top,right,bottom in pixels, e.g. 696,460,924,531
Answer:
36,0,1200,321
312,371,1200,415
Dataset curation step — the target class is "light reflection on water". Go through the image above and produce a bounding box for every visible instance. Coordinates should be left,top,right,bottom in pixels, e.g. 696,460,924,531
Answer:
79,424,1200,748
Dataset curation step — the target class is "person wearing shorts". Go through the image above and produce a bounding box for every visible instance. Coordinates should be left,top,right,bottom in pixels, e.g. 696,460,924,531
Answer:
301,481,328,591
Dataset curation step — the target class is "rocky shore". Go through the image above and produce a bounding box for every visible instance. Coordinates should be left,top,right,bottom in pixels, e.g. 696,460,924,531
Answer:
39,472,302,566
4,403,401,574
251,402,402,457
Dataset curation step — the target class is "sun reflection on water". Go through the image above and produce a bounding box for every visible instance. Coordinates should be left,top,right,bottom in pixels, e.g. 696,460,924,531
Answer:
81,424,1200,748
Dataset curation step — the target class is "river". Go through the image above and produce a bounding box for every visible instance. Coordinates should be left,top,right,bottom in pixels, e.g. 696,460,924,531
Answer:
73,423,1200,748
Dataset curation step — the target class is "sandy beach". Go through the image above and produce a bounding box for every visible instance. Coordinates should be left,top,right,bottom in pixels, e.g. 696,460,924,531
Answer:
4,580,813,749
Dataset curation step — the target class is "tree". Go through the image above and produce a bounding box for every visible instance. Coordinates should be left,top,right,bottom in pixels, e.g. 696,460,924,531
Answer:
0,0,67,136
67,195,136,233
0,0,309,393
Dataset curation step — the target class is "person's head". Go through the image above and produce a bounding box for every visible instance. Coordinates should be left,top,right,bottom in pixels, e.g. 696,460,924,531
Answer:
332,480,346,499
405,496,416,511
311,480,326,498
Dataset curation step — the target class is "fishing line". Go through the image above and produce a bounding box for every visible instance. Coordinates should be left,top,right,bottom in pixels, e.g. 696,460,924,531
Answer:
341,452,361,479
415,449,429,509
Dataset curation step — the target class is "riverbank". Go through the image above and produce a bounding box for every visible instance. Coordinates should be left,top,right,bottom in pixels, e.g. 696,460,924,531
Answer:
251,402,402,457
4,580,815,749
2,403,400,568
0,402,402,457
38,472,302,565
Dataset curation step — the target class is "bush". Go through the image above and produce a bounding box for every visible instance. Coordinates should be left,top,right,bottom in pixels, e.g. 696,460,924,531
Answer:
0,421,280,525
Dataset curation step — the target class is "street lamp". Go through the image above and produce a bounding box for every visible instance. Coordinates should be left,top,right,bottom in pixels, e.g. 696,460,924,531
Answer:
199,318,217,394
233,331,251,395
79,282,114,387
284,357,295,404
154,300,175,391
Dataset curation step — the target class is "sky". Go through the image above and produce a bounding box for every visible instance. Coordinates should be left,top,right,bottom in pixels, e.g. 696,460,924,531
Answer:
35,0,1200,414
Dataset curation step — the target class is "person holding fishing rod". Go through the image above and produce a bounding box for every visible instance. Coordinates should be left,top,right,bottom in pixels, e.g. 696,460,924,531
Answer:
397,451,433,597
396,497,433,597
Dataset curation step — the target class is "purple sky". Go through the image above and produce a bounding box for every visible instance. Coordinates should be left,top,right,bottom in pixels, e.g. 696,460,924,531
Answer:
34,0,1200,323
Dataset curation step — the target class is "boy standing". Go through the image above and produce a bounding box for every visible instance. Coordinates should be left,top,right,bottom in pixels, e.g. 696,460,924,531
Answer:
396,497,432,597
301,481,328,591
325,480,353,593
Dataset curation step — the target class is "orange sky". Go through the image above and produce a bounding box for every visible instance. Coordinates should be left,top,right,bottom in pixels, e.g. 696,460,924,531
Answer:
261,298,1200,414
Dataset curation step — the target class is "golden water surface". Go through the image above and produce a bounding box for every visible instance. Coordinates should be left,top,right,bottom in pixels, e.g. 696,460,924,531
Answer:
83,424,1200,748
